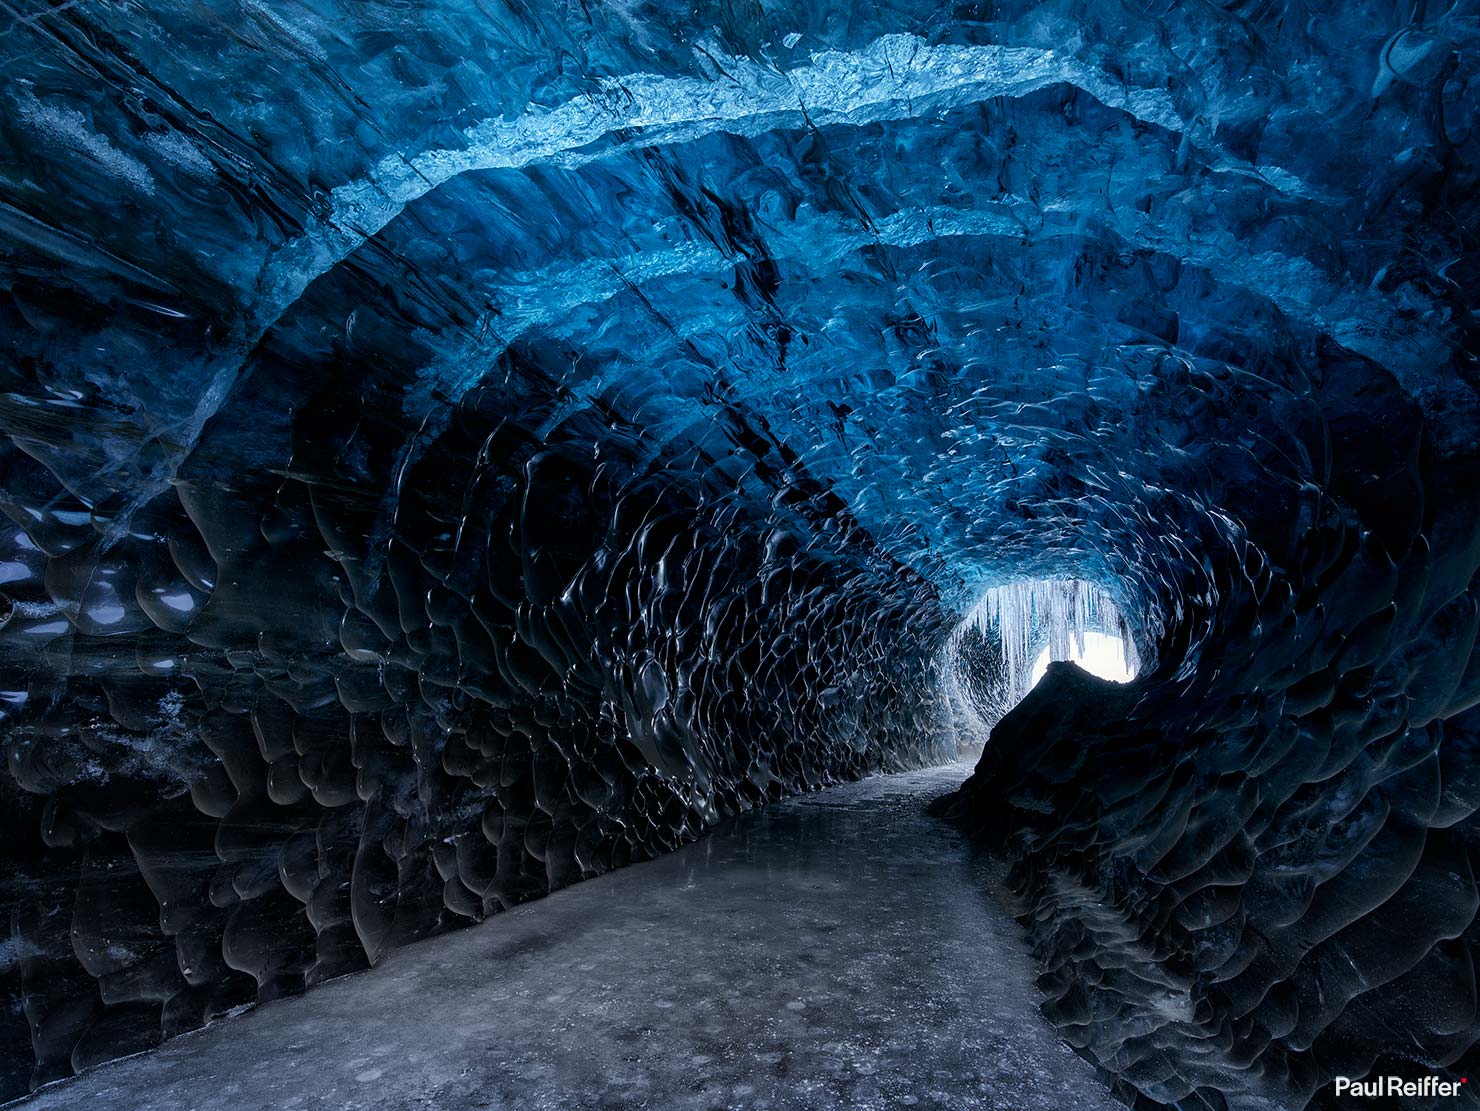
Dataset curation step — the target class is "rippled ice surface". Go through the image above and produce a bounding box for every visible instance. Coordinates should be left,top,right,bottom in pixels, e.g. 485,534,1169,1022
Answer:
18,768,1128,1111
1,0,1477,1105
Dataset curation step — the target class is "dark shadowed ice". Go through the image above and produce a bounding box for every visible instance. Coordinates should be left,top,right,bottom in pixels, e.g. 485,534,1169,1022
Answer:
16,768,1120,1111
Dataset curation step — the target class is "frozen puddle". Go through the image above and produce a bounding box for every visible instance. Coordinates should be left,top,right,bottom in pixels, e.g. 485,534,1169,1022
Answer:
18,766,1120,1111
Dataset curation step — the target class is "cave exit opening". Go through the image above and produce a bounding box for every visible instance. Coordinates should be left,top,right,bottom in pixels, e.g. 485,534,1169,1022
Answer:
1028,629,1137,687
940,578,1143,754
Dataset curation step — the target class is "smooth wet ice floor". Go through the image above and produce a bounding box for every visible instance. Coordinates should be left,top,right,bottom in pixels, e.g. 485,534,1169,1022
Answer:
19,766,1121,1111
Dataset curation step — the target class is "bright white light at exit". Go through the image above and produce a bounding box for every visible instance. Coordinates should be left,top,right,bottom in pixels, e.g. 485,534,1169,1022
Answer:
1030,630,1136,688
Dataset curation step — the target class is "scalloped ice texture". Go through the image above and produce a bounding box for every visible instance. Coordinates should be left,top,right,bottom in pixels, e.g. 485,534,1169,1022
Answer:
0,0,1477,1106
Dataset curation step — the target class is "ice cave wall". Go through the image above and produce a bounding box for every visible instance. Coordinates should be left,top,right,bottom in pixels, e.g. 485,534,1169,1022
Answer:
1,0,1478,1105
937,351,1480,1110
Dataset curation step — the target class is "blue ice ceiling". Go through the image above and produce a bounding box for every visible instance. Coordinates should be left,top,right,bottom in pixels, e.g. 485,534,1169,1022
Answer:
1,0,1478,1107
12,2,1471,608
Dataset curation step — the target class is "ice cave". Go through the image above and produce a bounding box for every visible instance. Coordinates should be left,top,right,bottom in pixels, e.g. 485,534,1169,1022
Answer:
0,1,1478,1108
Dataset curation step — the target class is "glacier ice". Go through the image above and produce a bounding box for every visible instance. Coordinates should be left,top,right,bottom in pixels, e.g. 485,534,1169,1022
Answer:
938,578,1143,747
0,0,1477,1107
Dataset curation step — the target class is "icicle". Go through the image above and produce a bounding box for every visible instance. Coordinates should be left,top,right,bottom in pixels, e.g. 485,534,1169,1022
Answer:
940,578,1143,751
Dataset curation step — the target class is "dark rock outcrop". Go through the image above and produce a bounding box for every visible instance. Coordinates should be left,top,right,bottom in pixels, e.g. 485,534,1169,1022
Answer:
2,0,1478,1103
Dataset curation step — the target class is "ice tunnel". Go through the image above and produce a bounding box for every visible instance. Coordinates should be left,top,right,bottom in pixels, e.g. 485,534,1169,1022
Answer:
0,1,1478,1108
939,578,1144,745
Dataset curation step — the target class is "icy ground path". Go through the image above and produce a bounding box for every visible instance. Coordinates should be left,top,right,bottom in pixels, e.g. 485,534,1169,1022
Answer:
21,766,1120,1111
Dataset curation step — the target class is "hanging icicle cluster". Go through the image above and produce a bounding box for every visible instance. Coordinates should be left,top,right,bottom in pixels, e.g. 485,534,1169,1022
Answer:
939,579,1141,748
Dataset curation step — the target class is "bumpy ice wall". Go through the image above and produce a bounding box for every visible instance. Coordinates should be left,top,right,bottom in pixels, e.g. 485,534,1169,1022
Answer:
1,0,1478,1106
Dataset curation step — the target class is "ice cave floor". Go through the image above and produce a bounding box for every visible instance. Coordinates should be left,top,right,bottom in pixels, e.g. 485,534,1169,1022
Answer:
17,766,1121,1111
